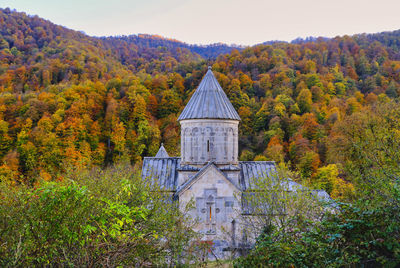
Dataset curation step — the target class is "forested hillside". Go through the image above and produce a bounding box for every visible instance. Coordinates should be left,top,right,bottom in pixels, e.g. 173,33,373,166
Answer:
103,34,240,59
1,7,400,199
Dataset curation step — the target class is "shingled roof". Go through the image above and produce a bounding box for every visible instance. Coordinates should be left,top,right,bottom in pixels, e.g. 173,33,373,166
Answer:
239,161,304,191
142,158,282,192
142,157,180,191
177,67,241,121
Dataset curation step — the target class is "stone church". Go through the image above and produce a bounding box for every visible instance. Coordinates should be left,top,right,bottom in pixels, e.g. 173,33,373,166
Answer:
141,67,329,257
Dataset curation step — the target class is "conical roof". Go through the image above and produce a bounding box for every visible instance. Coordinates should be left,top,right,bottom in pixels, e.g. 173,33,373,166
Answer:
155,143,169,158
178,67,241,121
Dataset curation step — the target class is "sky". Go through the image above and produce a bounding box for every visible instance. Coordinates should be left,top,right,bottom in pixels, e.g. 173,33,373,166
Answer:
1,0,400,46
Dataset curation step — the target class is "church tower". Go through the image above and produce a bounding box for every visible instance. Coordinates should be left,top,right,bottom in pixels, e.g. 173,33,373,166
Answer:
142,66,331,259
178,66,241,167
142,66,325,259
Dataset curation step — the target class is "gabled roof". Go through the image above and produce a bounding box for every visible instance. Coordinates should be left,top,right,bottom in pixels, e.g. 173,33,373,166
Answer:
175,162,241,195
155,143,169,158
239,161,305,191
141,157,180,191
239,161,277,190
177,67,241,121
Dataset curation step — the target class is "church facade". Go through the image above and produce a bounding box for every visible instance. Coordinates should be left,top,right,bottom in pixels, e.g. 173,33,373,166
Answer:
141,67,325,257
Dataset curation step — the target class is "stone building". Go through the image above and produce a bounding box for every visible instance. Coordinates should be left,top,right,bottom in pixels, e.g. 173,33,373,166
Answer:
141,67,329,258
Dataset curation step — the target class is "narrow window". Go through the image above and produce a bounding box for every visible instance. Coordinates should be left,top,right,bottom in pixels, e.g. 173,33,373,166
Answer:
207,140,210,152
209,206,212,222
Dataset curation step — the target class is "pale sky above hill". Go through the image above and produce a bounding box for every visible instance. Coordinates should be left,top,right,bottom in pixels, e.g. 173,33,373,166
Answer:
2,0,400,46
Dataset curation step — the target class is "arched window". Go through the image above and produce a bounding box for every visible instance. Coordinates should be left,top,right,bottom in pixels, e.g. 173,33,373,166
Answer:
192,127,199,162
207,195,214,223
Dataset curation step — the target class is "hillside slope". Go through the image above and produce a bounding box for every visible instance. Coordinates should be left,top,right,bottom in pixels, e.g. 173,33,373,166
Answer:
102,34,240,59
0,8,400,200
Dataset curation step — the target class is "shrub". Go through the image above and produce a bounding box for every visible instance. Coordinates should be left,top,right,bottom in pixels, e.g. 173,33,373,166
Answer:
0,163,201,266
234,199,400,267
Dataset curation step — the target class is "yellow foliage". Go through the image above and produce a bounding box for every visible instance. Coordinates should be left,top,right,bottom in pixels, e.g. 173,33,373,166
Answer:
254,155,268,161
40,169,52,181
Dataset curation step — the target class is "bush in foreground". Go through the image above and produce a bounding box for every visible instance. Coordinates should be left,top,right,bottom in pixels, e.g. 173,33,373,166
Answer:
235,198,400,267
0,164,204,266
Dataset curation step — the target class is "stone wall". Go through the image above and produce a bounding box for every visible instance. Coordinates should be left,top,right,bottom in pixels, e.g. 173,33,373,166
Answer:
178,165,242,259
180,119,239,166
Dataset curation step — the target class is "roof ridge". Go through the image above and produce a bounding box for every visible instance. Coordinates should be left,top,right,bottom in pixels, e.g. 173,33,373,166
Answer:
175,161,241,195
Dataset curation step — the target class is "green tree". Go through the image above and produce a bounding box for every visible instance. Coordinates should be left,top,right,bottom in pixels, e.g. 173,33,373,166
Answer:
296,88,313,114
0,164,202,266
